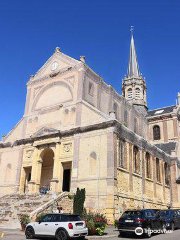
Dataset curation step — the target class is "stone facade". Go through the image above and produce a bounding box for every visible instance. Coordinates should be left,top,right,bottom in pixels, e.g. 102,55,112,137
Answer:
0,40,180,223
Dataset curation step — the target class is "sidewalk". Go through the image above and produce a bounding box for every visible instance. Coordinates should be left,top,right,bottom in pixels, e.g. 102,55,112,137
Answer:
0,226,117,238
87,226,117,239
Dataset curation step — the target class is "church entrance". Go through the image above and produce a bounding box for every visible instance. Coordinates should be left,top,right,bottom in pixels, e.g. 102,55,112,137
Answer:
62,162,71,192
40,148,54,192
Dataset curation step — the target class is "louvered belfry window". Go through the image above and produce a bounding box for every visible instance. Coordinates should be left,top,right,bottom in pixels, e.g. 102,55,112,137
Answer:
135,88,140,99
127,88,132,100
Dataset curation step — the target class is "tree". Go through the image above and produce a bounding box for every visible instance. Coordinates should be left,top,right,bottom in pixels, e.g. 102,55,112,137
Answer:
73,188,86,215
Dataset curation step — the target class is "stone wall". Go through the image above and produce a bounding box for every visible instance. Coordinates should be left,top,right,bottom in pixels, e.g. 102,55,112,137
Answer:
0,146,23,196
115,138,171,220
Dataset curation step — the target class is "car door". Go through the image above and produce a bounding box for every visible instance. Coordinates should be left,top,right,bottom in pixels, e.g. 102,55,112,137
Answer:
144,210,152,228
177,210,180,228
34,214,53,235
173,211,179,228
46,214,62,236
151,210,161,230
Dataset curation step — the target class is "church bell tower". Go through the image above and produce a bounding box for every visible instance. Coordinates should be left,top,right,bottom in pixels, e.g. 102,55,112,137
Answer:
122,29,147,113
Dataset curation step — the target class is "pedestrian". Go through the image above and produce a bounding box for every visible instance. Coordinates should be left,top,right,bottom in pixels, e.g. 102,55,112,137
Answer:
59,207,64,213
53,208,59,213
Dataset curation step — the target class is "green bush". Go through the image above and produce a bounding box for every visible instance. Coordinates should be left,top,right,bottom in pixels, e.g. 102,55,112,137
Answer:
113,219,119,228
18,214,30,227
82,212,107,235
68,194,74,200
86,219,95,230
73,188,86,215
96,226,106,236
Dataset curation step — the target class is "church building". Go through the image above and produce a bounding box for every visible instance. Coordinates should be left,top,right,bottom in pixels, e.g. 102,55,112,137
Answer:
0,34,180,222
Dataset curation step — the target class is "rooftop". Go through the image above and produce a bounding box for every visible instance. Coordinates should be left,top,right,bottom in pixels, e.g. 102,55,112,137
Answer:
147,105,176,117
155,142,177,155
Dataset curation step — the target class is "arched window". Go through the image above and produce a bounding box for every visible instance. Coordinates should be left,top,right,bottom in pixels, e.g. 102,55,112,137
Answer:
156,158,161,182
134,118,138,133
113,103,118,119
153,125,161,140
127,88,132,100
5,164,12,183
133,146,139,173
146,153,151,178
119,140,124,167
124,110,128,126
135,88,140,99
89,152,97,175
164,162,170,185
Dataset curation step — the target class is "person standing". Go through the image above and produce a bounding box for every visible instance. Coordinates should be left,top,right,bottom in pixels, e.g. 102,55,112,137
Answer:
59,207,64,213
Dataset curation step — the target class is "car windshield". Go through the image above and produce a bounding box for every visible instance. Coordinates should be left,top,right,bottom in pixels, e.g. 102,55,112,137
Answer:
122,211,142,217
160,210,171,216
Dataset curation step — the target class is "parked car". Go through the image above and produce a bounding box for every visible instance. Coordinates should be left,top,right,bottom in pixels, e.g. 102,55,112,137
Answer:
118,209,166,238
25,214,88,240
159,209,180,230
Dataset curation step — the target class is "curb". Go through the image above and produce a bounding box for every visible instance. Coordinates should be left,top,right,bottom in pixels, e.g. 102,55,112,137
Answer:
3,230,117,238
3,231,117,238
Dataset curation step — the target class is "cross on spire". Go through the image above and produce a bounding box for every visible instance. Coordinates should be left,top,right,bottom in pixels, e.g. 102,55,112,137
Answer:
127,28,140,78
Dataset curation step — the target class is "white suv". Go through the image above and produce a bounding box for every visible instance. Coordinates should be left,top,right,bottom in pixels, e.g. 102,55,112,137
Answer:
25,214,88,240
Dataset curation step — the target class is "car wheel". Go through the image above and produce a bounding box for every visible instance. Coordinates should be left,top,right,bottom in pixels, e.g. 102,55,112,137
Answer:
171,222,175,231
56,230,68,240
144,226,152,238
25,227,35,239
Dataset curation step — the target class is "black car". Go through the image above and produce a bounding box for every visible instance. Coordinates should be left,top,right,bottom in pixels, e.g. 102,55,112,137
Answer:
118,209,166,238
159,209,180,230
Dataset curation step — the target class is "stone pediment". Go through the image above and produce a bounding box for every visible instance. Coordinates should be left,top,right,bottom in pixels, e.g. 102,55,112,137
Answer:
31,127,59,138
32,48,81,81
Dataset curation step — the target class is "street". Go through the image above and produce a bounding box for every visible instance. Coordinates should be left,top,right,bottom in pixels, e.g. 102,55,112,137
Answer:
1,229,180,240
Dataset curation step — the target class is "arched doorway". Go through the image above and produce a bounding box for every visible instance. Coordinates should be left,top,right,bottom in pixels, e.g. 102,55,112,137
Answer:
40,148,54,191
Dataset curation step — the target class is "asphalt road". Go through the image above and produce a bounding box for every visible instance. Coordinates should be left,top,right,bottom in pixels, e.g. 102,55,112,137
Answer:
1,229,180,240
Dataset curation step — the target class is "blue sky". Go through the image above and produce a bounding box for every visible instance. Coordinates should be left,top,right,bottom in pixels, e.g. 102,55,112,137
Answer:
0,0,180,137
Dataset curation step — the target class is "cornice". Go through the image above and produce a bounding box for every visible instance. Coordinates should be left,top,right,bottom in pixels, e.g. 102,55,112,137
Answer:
27,63,83,87
1,119,178,166
147,113,178,122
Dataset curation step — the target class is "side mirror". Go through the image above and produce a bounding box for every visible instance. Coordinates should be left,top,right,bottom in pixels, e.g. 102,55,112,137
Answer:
38,220,42,224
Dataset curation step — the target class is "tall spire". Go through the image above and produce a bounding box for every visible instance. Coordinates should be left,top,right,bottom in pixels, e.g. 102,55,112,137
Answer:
127,33,140,78
122,28,147,113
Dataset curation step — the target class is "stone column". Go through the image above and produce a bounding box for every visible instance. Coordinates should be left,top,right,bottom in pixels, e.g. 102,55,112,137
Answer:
161,161,166,202
106,128,116,224
28,147,38,193
142,151,146,195
19,167,26,194
51,144,60,193
173,117,178,138
163,120,168,142
71,134,80,191
170,160,179,206
129,143,133,192
152,156,157,201
35,158,43,193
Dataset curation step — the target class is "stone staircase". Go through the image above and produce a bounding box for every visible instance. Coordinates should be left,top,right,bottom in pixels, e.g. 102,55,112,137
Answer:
0,192,73,229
